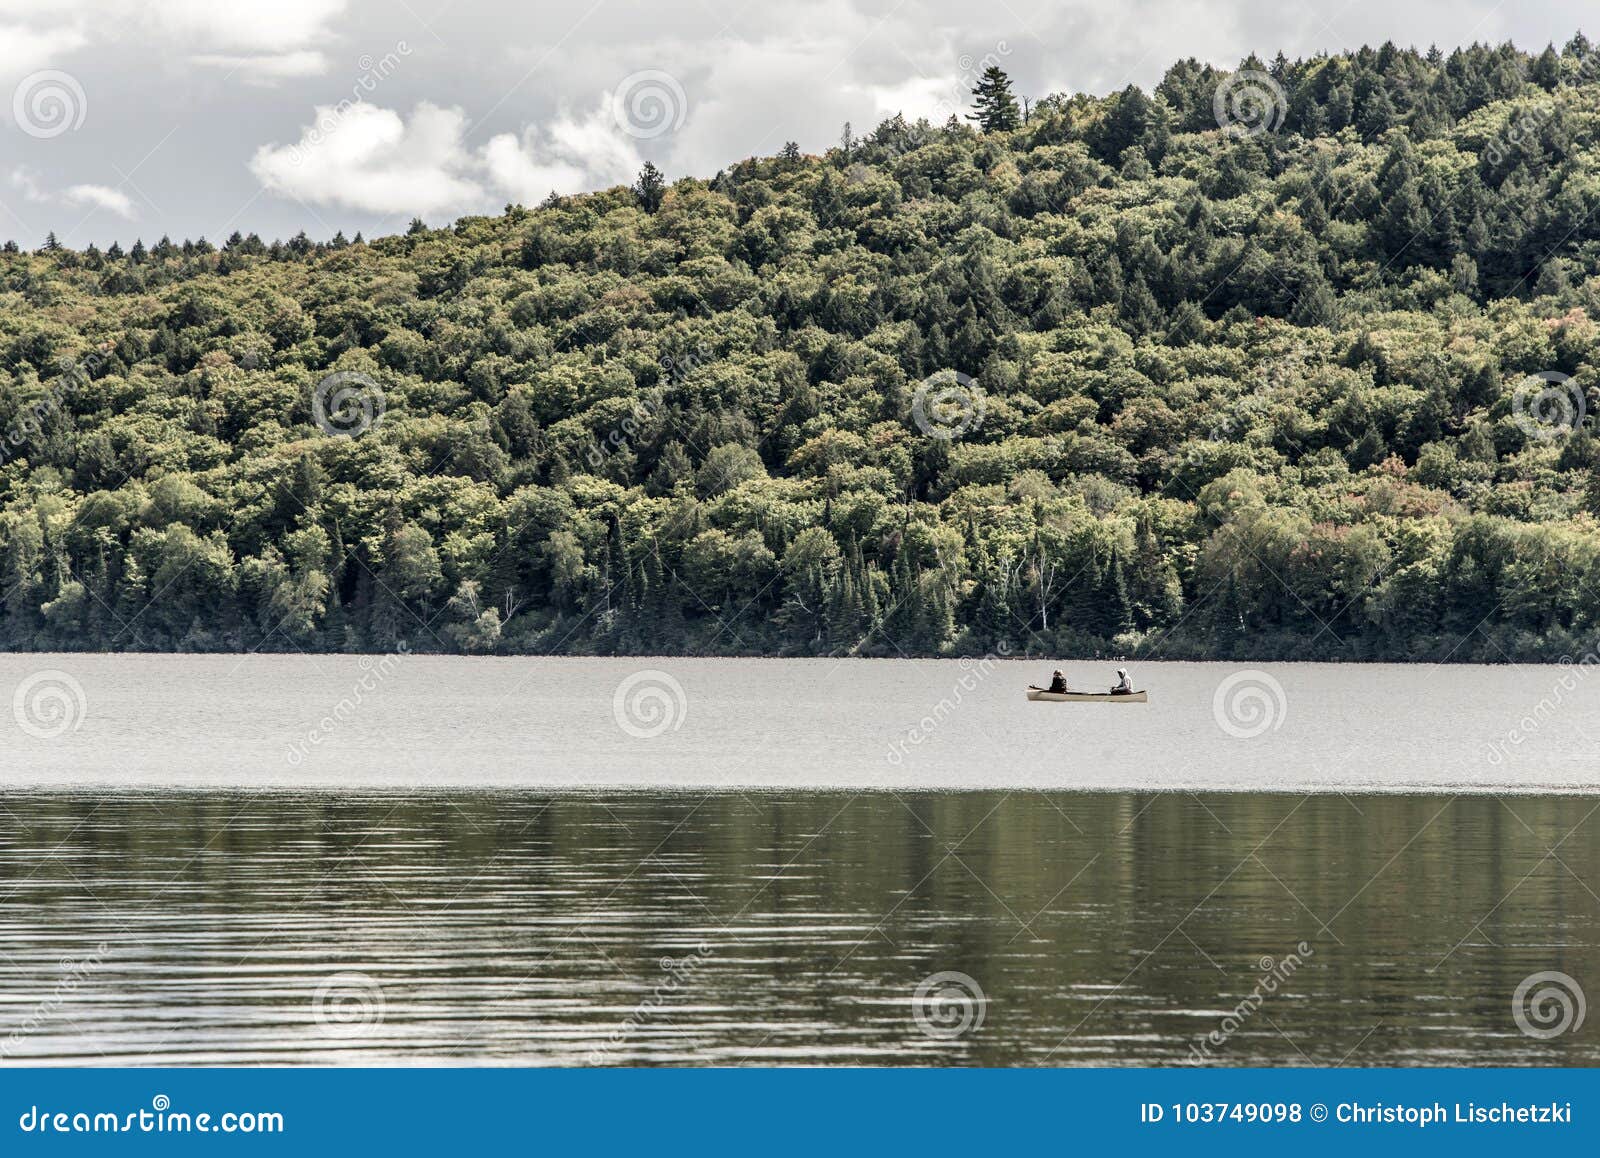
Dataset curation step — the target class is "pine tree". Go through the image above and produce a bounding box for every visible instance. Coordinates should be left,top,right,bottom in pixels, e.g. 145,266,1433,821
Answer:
1530,44,1561,90
967,65,1021,133
633,161,666,213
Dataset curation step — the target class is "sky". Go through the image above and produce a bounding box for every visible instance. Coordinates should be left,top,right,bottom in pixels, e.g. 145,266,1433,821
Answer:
0,0,1594,248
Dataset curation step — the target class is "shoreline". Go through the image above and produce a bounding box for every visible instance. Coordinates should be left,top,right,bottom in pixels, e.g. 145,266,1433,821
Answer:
0,650,1587,666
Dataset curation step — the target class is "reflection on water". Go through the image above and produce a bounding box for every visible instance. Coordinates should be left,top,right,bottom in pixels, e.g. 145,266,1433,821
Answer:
0,792,1595,1066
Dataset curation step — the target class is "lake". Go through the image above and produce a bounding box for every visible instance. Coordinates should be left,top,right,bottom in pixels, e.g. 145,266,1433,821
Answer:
2,654,1598,790
0,657,1596,1065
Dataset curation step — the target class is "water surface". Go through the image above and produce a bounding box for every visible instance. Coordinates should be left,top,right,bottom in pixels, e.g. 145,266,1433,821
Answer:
1,792,1595,1066
2,655,1597,791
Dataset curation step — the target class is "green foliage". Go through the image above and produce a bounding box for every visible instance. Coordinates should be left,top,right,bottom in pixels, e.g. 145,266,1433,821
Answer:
5,38,1600,660
969,65,1023,133
633,162,667,214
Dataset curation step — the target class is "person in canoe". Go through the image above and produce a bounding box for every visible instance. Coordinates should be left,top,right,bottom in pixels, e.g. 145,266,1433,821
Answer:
1047,669,1070,694
1110,668,1133,695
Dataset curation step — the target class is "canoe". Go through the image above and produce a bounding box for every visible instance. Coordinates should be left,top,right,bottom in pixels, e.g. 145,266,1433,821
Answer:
1026,686,1148,703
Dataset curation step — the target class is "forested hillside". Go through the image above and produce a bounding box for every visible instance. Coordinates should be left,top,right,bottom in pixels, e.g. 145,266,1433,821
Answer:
5,38,1600,660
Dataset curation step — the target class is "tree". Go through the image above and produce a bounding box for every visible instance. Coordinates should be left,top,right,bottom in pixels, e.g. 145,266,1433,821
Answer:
2,38,1600,663
967,65,1021,133
633,162,667,213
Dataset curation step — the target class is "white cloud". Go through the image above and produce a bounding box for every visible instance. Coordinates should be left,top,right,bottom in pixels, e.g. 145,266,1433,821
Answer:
0,1,345,84
7,167,134,220
253,96,652,216
853,75,968,123
483,96,643,205
63,184,135,218
139,0,348,52
0,21,88,81
150,0,346,80
190,51,329,83
9,165,49,202
9,0,1597,246
0,0,347,51
250,102,485,216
